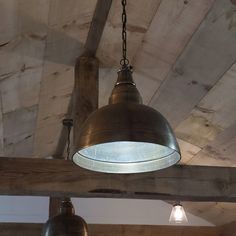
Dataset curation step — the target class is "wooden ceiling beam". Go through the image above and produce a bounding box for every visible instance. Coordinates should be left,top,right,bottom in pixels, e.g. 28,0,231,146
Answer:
0,223,221,236
0,157,235,202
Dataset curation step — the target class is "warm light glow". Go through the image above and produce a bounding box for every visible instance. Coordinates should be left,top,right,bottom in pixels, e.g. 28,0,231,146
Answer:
169,204,188,224
73,141,180,173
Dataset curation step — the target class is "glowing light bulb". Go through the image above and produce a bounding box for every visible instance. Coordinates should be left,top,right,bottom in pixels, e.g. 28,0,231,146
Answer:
169,203,188,224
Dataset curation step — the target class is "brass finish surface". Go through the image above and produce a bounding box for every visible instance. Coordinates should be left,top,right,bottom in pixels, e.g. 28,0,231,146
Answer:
42,198,88,236
73,67,180,173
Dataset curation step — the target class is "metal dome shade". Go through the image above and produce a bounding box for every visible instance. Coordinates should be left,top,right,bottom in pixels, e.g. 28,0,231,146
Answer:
72,67,181,173
42,198,88,236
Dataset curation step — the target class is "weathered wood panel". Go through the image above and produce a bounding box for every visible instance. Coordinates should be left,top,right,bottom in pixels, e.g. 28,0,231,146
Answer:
177,139,201,164
150,0,236,129
134,0,214,83
2,106,37,157
189,123,236,167
83,0,113,56
176,63,236,148
185,202,236,226
97,0,161,67
34,0,97,158
0,0,50,156
0,224,221,236
0,157,235,202
221,221,236,236
73,56,99,150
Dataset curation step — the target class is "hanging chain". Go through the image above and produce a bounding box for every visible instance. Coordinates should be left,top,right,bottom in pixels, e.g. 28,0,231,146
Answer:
62,119,73,161
120,0,129,67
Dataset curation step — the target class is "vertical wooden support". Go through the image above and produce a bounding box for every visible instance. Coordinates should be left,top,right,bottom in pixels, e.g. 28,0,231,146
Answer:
73,56,99,149
48,57,99,219
49,197,61,218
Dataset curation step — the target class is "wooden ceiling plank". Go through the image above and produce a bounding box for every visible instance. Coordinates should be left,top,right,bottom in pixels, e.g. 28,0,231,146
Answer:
188,122,236,167
177,139,201,164
0,223,221,236
0,0,51,157
133,0,214,83
149,0,236,129
83,0,113,56
33,0,97,158
96,0,162,67
175,63,236,149
184,202,236,226
2,106,37,157
0,157,235,202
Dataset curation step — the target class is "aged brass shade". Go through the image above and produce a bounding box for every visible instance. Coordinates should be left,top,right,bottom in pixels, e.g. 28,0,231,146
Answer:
42,198,88,236
72,67,180,173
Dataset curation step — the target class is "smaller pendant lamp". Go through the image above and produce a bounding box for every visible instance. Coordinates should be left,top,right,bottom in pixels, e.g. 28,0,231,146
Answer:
169,203,188,224
72,0,181,173
42,198,88,236
42,120,88,236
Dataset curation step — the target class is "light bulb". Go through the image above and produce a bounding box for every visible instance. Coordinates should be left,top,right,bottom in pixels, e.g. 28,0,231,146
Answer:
169,203,188,224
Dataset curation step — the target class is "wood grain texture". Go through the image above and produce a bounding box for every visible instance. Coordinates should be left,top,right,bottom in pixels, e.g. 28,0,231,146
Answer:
176,63,236,148
83,0,113,56
73,56,99,149
187,122,236,167
96,0,161,67
221,221,236,236
184,202,236,226
133,0,214,84
34,0,97,158
0,0,50,157
150,0,236,128
0,223,221,236
0,157,235,202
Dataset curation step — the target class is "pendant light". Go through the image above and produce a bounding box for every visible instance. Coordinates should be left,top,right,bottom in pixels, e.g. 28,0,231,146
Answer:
169,202,188,224
42,119,88,236
72,0,181,173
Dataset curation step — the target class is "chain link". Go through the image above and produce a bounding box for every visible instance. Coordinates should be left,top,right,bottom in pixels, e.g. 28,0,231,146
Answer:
120,0,129,66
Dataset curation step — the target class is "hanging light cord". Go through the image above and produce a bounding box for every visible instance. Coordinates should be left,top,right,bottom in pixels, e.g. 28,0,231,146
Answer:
120,0,129,67
62,119,73,161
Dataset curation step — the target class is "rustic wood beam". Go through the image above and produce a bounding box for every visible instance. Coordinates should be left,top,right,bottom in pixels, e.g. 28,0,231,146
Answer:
0,223,221,236
53,0,111,157
73,56,99,150
0,157,235,202
220,221,236,236
83,0,113,56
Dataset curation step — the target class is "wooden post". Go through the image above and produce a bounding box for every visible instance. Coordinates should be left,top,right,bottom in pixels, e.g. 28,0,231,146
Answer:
73,56,99,149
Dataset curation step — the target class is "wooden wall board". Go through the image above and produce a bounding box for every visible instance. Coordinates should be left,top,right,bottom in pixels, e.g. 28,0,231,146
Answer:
149,0,236,129
175,63,236,148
